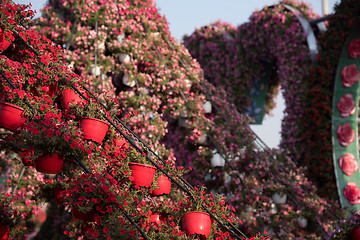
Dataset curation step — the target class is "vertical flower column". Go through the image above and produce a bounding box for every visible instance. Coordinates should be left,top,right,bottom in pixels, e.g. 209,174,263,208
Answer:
332,20,360,213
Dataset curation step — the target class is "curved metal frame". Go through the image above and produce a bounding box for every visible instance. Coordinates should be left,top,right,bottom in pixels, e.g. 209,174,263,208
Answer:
283,4,319,62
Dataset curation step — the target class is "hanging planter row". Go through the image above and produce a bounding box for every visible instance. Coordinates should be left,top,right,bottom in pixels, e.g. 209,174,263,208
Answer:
0,5,249,237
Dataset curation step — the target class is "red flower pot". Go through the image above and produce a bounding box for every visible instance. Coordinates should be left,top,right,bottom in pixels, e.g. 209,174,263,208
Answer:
351,227,360,240
151,175,171,196
79,117,109,144
129,162,156,187
149,212,166,226
60,88,87,110
35,153,64,174
181,211,212,238
0,28,13,52
0,102,25,131
0,223,9,240
72,207,94,222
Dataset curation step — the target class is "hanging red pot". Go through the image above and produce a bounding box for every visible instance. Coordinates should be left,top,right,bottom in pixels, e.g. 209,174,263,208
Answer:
149,212,166,226
181,211,212,238
0,28,13,52
129,162,156,187
79,117,109,144
151,175,171,196
30,83,58,97
35,153,64,174
72,207,94,222
60,88,87,110
0,223,9,240
351,227,360,239
0,102,25,131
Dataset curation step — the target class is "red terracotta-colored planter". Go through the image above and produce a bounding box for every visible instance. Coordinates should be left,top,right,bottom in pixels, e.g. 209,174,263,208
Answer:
0,102,25,131
351,227,360,240
181,211,212,238
151,175,171,196
72,207,94,222
60,88,87,110
129,162,156,187
0,223,9,240
31,83,58,97
149,212,166,226
79,117,109,144
0,28,13,52
35,153,64,174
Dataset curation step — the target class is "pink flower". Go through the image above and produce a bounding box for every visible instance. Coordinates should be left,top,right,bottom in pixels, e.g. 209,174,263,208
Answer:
337,94,356,117
338,153,358,176
348,38,360,59
341,64,359,88
343,182,360,205
336,123,355,147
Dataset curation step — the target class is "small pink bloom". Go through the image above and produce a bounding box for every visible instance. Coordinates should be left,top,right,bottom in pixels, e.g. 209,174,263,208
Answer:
339,153,358,176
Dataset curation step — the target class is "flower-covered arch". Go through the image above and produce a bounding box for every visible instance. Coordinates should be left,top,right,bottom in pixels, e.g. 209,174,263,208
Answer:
183,0,320,164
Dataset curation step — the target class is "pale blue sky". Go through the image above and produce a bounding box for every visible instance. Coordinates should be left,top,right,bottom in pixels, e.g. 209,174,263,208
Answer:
14,0,340,148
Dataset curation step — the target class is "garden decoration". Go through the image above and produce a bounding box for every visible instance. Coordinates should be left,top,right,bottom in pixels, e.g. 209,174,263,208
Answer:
0,0,353,239
0,101,25,131
183,1,319,166
0,1,249,239
331,19,360,213
150,174,171,196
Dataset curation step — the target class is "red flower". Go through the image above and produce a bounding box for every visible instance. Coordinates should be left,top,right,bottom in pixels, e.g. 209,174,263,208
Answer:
337,94,356,117
338,153,358,176
336,123,355,147
343,182,360,205
348,38,360,59
341,64,359,88
46,129,54,137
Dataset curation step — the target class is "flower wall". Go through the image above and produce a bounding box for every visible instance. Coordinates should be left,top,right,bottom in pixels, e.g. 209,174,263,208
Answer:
27,0,353,239
302,0,360,199
0,0,248,239
183,0,319,166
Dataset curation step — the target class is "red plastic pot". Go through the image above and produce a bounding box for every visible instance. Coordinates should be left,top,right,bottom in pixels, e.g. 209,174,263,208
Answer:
151,175,171,196
181,211,212,238
149,212,166,226
79,117,109,144
0,28,13,52
129,162,156,187
0,223,9,240
60,88,87,110
35,153,64,174
351,227,360,239
0,102,25,131
72,207,94,222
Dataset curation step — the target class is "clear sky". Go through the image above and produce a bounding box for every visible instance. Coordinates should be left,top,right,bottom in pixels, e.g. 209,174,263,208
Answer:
14,0,340,148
